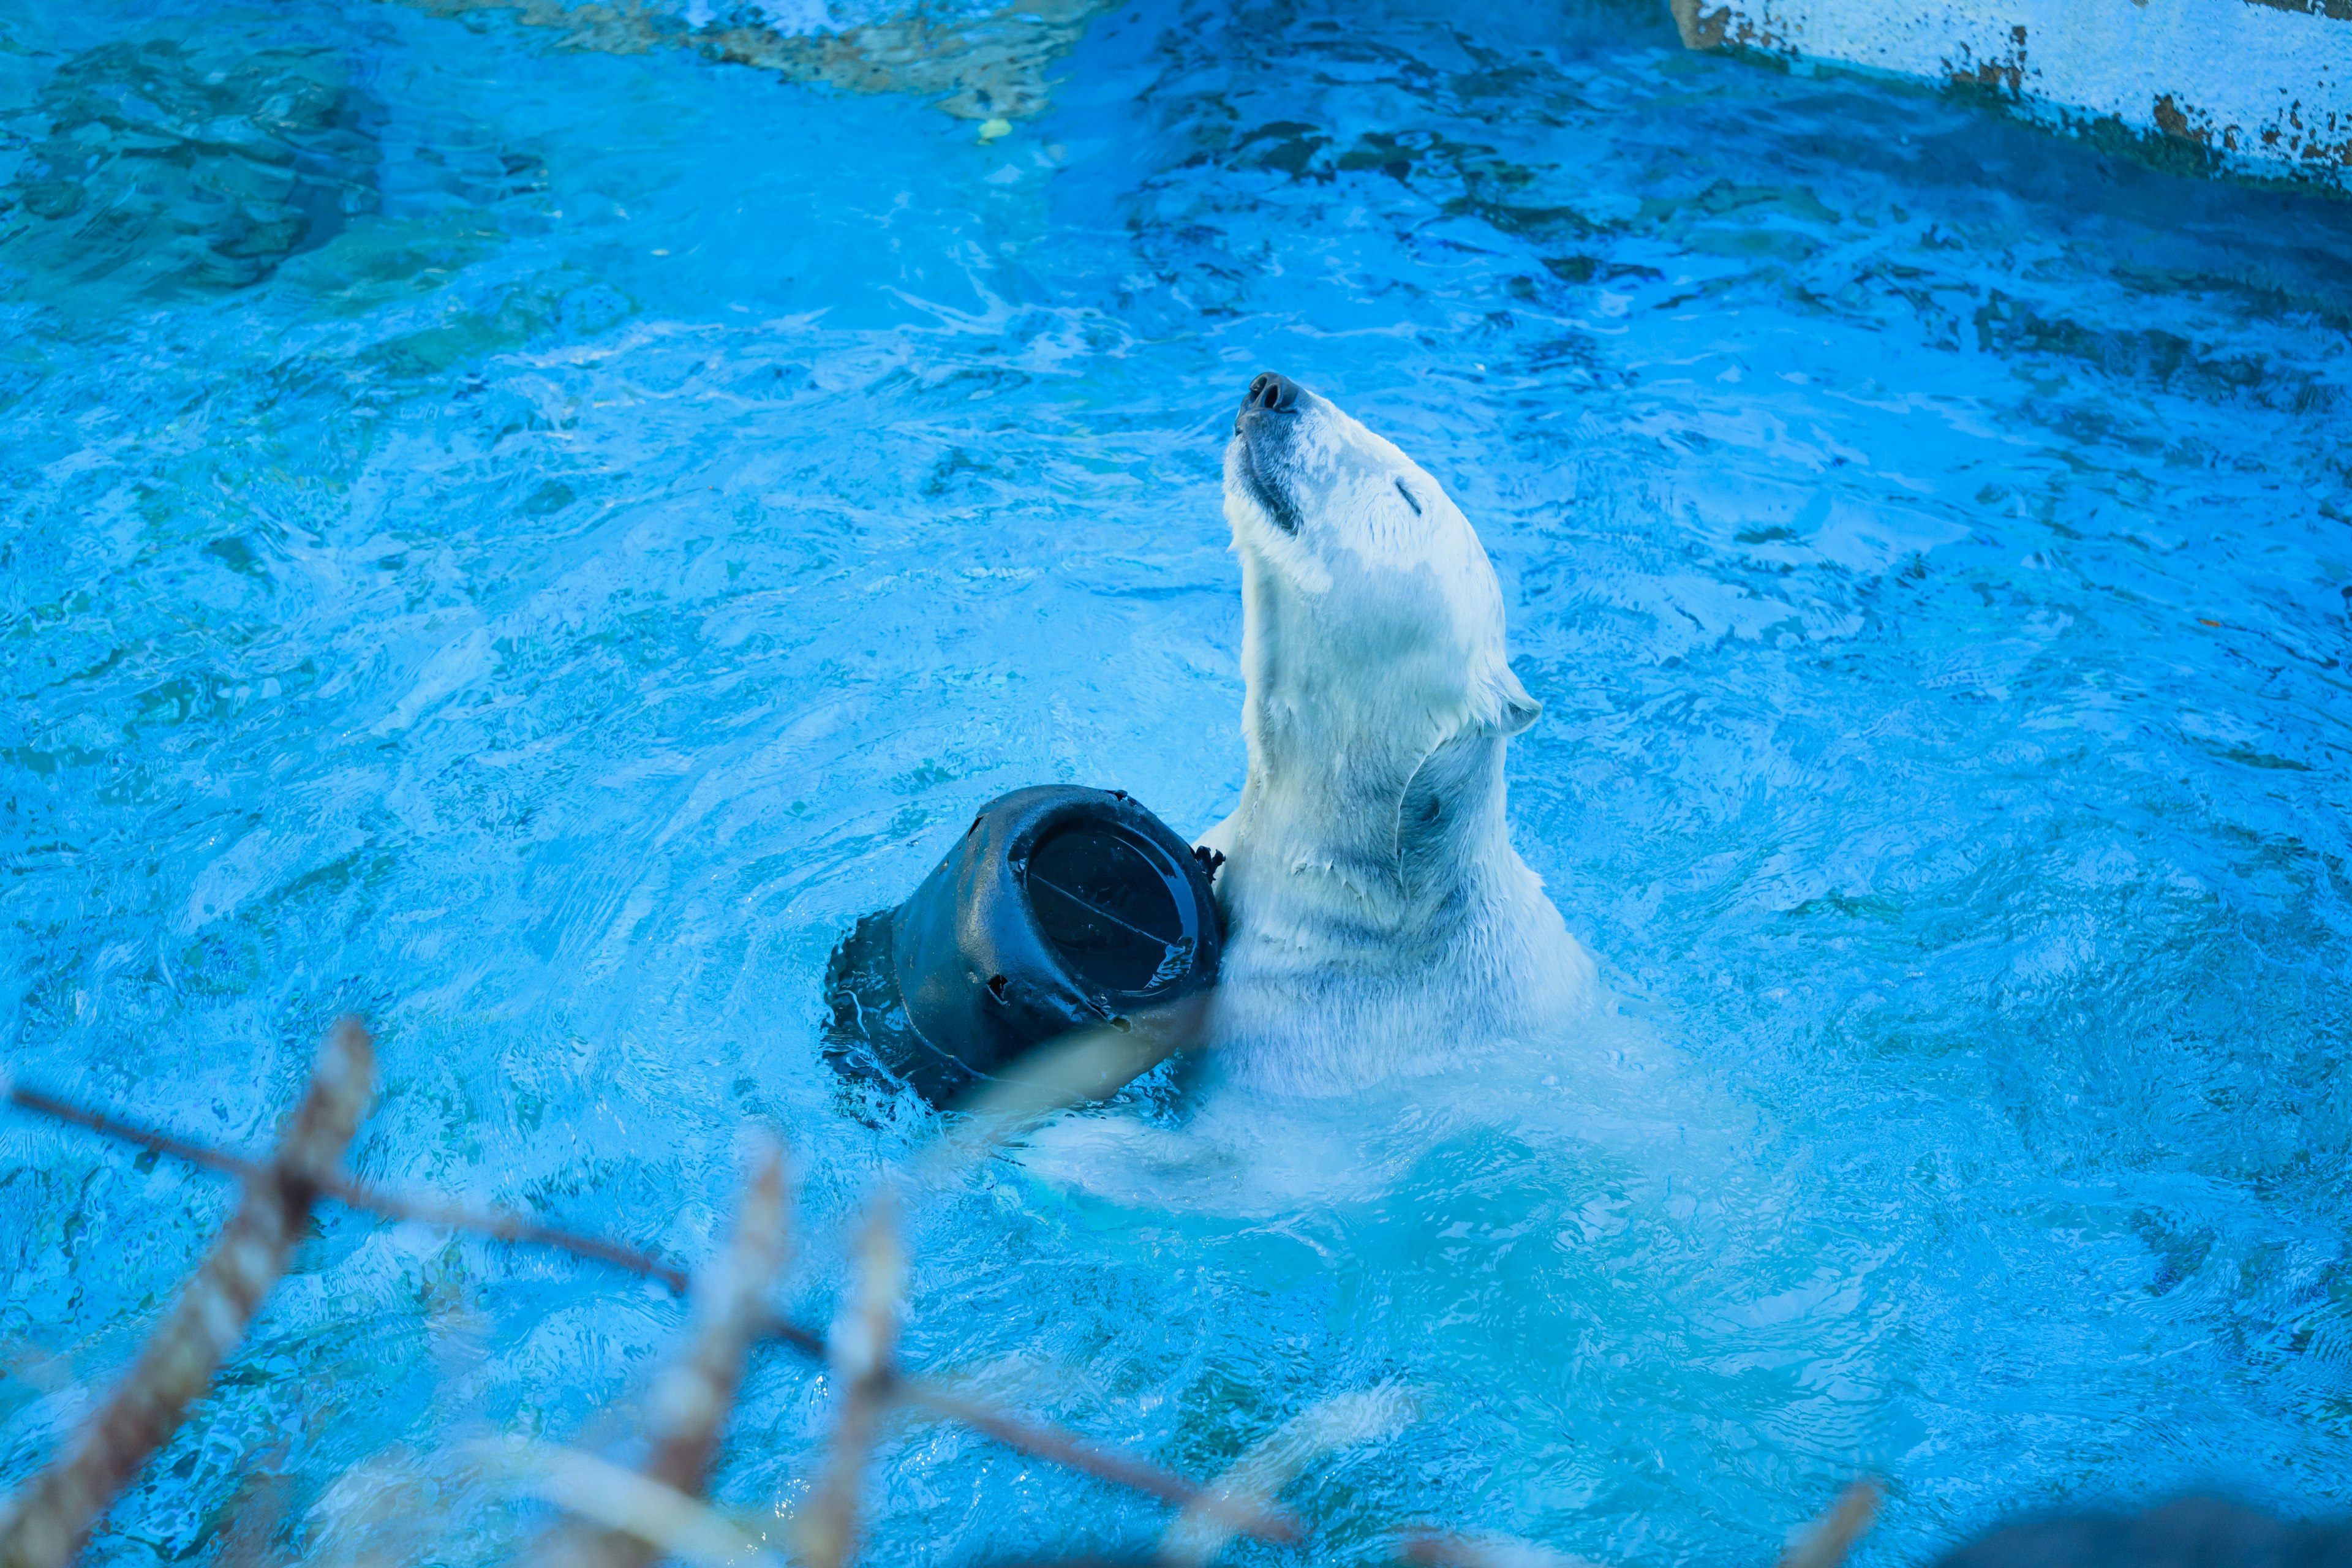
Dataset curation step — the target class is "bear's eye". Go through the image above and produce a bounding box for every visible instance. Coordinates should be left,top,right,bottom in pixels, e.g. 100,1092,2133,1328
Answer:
1394,479,1422,516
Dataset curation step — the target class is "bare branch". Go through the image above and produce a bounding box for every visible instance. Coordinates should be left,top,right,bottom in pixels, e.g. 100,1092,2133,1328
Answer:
643,1142,791,1495
2,1080,261,1186
797,1199,905,1568
322,1181,690,1295
1396,1532,1610,1568
531,1143,793,1568
4,1077,690,1294
918,996,1211,1187
0,1019,375,1568
1158,1387,1417,1566
895,1384,1301,1547
753,1313,1301,1545
1776,1481,1881,1568
479,1441,789,1568
6,1029,1321,1562
4,1065,1302,1550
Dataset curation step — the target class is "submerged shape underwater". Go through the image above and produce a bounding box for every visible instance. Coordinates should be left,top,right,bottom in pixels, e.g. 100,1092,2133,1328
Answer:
1,0,2350,1562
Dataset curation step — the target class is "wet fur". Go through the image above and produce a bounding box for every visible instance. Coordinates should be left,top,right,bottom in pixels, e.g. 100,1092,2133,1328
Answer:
1197,379,1597,1094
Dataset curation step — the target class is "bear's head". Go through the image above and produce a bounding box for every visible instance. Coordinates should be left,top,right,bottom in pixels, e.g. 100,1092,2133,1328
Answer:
1223,371,1539,772
1203,373,1591,1075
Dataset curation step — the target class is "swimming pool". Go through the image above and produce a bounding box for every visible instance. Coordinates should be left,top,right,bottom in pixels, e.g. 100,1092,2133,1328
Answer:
2,1,2348,1563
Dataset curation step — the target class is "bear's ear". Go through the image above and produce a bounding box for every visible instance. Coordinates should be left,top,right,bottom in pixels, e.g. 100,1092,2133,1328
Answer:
1483,663,1542,736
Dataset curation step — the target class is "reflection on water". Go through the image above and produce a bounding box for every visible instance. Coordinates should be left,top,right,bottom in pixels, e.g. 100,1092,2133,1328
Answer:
1,28,377,295
1,0,2348,1564
389,0,1107,124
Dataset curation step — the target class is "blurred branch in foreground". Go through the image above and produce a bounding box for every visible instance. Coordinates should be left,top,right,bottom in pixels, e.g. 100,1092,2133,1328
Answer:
1396,1482,1882,1568
0,1019,374,1568
799,1202,905,1568
483,1441,783,1568
0,1021,1304,1555
0,1010,1868,1568
524,1142,791,1568
1161,1389,1418,1566
1778,1482,1882,1568
1,1074,690,1293
1399,1481,1878,1568
1397,1534,1608,1568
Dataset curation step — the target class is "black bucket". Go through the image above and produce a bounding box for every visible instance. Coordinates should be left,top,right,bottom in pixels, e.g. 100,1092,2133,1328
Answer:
823,785,1222,1106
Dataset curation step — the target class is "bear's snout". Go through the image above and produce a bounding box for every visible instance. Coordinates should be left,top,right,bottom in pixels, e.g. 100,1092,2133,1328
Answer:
1228,372,1306,535
1234,370,1301,433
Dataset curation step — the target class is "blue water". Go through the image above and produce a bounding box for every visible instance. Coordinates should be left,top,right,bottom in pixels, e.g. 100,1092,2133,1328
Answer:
3,1,2350,1564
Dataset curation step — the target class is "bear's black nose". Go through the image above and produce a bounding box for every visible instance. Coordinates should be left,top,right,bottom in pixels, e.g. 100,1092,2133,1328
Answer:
1245,372,1299,412
1235,372,1300,434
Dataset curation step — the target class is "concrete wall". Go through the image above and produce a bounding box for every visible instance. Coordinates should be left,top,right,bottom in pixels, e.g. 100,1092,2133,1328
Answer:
1670,0,2351,190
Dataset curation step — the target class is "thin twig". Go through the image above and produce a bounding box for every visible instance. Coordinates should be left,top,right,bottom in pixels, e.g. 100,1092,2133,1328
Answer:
916,995,1212,1188
755,1320,1302,1546
5,1041,1310,1553
4,1079,691,1294
532,1144,792,1568
1396,1534,1609,1568
798,1200,905,1568
323,1180,690,1294
4,1069,1297,1546
1776,1481,1881,1568
1158,1387,1416,1565
4,1082,259,1184
0,1019,375,1568
903,1386,1302,1545
478,1441,790,1568
643,1143,791,1495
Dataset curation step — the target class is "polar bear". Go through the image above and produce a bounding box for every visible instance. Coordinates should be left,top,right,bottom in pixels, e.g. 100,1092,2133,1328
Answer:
1194,372,1597,1095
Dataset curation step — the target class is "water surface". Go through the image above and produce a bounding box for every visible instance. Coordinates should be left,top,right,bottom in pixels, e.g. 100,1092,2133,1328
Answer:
2,1,2349,1564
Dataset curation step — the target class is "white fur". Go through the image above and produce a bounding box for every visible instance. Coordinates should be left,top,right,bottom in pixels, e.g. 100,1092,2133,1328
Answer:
1196,379,1597,1096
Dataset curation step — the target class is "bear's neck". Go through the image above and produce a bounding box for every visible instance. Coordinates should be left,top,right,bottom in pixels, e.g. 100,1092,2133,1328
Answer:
1216,690,1518,944
1204,545,1531,955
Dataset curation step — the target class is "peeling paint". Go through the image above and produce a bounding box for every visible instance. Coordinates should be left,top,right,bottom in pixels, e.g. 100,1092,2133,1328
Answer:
1670,0,2351,190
